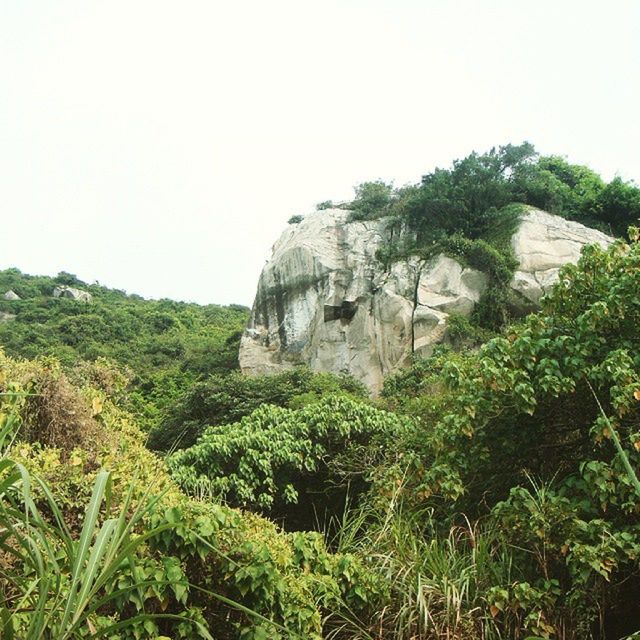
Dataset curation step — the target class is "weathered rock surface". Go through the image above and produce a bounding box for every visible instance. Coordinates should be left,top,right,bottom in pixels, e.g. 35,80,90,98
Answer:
510,209,612,306
3,290,20,301
240,207,612,393
52,286,92,302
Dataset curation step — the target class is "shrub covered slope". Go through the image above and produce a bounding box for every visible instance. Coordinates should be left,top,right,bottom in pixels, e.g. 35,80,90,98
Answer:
166,234,640,639
0,269,248,427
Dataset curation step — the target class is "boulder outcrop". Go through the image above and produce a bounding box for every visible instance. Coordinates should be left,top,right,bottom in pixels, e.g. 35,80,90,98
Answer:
510,209,612,306
52,286,92,303
240,207,612,393
3,290,20,301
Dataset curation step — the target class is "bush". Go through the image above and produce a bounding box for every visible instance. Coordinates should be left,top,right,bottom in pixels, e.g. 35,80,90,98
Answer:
348,181,395,220
21,361,103,451
167,395,411,527
374,235,640,636
355,143,640,244
148,367,366,451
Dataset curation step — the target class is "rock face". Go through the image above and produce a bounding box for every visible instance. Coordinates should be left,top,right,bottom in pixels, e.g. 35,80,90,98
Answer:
3,290,20,301
510,209,612,306
240,207,612,393
52,286,92,303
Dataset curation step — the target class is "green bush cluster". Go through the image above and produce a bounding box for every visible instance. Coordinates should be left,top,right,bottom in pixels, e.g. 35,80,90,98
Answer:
365,234,640,637
348,143,640,238
148,367,366,451
167,396,410,528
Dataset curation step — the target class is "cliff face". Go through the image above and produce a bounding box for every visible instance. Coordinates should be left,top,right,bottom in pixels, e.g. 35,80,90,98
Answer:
240,207,612,393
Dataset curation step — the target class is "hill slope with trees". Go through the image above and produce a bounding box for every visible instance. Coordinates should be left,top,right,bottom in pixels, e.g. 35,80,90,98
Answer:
0,269,248,427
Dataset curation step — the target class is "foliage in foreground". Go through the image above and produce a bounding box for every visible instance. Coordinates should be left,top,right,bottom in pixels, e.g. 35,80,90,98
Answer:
369,232,640,638
333,498,523,640
0,355,383,639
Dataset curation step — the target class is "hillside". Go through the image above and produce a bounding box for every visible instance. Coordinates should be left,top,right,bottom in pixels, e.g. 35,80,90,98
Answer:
0,268,248,426
241,143,638,394
239,205,612,392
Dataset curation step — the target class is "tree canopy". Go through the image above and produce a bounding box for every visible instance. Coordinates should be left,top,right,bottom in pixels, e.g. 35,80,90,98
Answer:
349,143,640,239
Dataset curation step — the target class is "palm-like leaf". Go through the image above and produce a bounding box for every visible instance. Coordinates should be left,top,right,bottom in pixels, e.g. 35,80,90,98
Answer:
0,393,210,639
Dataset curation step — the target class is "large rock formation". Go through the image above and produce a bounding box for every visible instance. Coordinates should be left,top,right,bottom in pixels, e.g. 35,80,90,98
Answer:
510,209,611,306
52,286,92,303
240,207,612,393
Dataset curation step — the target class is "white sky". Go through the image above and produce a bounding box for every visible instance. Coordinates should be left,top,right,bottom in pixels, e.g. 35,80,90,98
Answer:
1,1,639,306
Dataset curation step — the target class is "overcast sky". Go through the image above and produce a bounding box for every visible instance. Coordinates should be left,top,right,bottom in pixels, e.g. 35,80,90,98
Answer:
1,1,639,306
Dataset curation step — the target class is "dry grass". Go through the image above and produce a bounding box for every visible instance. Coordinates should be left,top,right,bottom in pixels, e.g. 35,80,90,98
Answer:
23,369,103,452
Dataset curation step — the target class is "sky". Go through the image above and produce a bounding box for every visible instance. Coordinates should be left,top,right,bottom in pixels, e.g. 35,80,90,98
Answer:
1,0,639,306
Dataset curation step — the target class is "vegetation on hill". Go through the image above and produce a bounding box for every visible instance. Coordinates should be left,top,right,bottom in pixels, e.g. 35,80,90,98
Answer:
167,233,640,637
365,233,640,638
348,142,640,238
0,268,248,427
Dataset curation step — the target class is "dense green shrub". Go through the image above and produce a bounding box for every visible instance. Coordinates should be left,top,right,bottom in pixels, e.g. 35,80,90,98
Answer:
148,367,366,451
167,395,411,527
373,233,640,636
347,181,395,221
349,143,640,239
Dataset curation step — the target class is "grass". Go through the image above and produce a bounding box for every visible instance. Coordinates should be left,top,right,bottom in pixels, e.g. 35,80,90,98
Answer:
330,486,519,640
